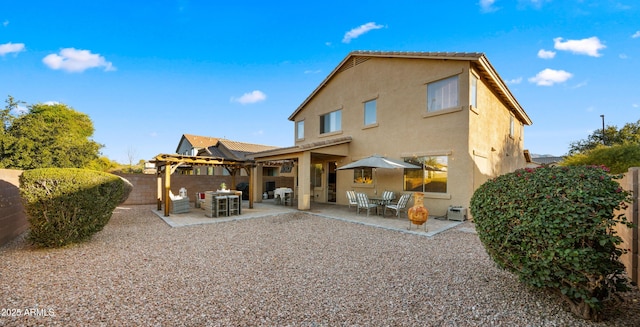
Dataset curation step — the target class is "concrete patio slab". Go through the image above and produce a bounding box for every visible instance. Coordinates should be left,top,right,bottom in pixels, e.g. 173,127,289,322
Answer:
151,199,472,237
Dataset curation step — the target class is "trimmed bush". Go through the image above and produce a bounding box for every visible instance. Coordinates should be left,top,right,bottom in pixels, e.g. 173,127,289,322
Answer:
470,165,633,321
19,168,132,248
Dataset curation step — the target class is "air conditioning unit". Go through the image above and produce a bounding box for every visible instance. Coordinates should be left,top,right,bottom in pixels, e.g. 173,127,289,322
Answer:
447,206,467,221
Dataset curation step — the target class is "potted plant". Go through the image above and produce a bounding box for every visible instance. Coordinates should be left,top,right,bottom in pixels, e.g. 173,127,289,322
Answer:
218,183,229,192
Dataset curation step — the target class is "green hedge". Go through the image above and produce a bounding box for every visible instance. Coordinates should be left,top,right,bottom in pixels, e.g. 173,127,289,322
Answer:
470,165,633,321
20,168,132,248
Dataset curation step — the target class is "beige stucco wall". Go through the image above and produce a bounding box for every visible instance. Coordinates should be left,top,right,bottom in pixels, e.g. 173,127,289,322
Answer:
291,57,527,215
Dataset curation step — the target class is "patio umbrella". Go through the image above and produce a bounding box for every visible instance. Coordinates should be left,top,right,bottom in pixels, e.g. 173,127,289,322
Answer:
337,155,420,194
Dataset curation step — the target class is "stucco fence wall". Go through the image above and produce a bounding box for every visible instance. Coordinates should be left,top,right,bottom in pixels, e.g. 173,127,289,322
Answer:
0,169,28,247
0,169,294,247
616,168,640,285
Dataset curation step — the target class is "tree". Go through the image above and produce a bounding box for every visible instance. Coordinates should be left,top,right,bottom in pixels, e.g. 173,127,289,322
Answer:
562,144,640,174
0,97,103,169
568,119,640,155
564,119,640,173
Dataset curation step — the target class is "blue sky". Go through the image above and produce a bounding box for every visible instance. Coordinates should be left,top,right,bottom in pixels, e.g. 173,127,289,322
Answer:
1,0,638,163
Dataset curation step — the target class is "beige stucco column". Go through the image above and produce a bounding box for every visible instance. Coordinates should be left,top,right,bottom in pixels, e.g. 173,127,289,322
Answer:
297,151,311,210
252,163,264,203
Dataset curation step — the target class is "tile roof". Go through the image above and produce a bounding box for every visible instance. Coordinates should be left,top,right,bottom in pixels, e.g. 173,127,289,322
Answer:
219,139,279,153
182,134,220,148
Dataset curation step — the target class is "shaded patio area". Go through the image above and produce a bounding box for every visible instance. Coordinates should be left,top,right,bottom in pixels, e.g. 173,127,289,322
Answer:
151,199,469,237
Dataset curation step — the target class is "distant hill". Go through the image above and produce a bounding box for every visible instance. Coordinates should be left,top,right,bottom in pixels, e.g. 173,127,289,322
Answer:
531,154,562,158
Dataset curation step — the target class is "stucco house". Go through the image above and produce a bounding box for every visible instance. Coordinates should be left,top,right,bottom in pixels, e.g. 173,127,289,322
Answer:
250,51,532,216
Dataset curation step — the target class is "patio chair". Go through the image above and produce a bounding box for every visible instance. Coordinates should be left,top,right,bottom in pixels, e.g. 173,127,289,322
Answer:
356,192,378,216
381,190,395,205
346,190,358,209
384,193,411,218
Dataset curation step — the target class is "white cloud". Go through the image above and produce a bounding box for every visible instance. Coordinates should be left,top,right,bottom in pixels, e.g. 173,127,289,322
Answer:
231,90,267,105
0,42,25,56
479,0,498,12
571,80,588,89
528,68,573,86
528,0,550,8
13,104,28,115
553,36,606,57
2,20,8,27
537,49,556,59
42,48,116,73
43,101,60,105
632,103,639,108
304,69,322,74
619,53,628,59
342,22,384,43
633,31,640,39
506,77,523,84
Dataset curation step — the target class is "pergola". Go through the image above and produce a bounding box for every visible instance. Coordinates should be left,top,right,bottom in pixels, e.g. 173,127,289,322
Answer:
153,153,255,216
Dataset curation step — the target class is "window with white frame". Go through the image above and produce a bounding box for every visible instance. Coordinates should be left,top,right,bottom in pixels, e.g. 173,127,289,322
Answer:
320,110,341,134
470,74,478,108
296,120,304,140
364,99,376,126
353,168,373,184
427,75,459,112
403,155,448,193
509,115,514,137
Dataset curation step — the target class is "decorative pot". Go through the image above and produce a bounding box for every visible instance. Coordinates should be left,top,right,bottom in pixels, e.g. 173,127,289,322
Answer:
408,192,429,226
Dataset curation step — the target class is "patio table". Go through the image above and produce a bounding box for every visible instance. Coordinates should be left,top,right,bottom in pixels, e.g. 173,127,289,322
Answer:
274,188,293,205
368,196,389,215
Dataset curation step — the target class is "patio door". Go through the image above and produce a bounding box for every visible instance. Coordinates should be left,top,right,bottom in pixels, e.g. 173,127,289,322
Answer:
327,161,337,203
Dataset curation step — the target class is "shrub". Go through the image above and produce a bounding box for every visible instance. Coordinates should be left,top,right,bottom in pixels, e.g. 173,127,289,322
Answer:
20,168,132,248
470,165,633,321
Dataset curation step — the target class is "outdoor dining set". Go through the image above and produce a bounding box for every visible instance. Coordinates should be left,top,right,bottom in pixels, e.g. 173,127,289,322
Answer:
346,190,412,218
198,191,242,218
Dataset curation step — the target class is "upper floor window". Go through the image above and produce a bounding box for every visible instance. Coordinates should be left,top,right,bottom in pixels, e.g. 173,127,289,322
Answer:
509,115,515,137
296,120,304,140
364,99,377,126
470,75,478,108
320,110,341,134
427,75,459,112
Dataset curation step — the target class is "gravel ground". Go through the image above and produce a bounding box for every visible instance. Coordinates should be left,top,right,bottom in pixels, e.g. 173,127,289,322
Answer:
1,205,639,326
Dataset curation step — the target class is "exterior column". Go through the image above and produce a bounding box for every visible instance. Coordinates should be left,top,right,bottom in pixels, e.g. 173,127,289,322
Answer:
298,151,311,210
164,164,171,217
253,163,264,203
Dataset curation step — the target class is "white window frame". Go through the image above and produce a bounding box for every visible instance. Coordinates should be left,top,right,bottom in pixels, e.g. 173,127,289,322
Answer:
320,109,342,134
427,75,459,112
363,99,377,126
470,74,478,109
296,120,304,140
509,115,515,138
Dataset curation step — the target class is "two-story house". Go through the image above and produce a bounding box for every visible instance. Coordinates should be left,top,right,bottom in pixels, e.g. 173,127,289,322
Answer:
250,51,532,216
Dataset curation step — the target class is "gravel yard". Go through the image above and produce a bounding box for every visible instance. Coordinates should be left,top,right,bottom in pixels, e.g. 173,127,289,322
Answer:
1,205,639,326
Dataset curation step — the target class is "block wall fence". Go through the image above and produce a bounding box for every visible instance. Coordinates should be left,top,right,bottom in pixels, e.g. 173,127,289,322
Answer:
0,169,28,247
616,168,639,285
